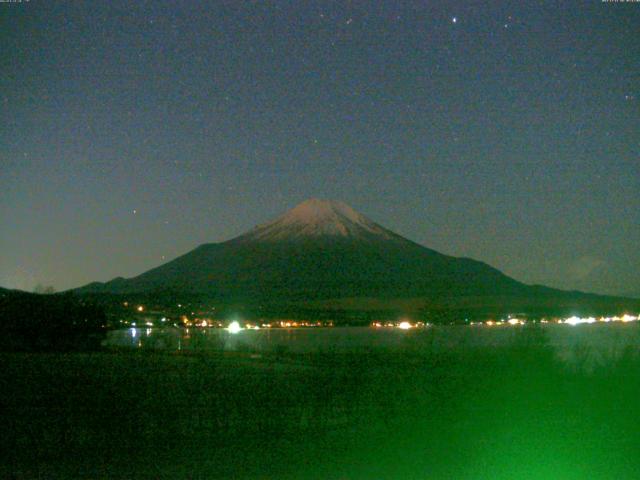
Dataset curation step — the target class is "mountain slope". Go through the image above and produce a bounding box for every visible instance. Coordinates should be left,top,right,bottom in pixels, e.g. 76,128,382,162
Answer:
78,199,525,299
75,199,639,316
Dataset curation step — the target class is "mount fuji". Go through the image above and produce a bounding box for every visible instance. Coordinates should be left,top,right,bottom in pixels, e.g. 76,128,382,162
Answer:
77,199,638,319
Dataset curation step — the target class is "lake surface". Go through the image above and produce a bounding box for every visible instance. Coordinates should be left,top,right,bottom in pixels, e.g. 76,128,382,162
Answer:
105,323,640,368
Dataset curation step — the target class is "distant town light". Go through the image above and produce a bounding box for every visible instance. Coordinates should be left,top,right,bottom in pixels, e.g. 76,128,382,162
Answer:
137,306,144,312
398,321,412,330
227,321,242,334
564,316,596,326
564,316,581,326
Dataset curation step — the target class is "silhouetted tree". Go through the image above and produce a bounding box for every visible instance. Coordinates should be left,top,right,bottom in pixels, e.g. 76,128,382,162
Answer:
0,290,106,351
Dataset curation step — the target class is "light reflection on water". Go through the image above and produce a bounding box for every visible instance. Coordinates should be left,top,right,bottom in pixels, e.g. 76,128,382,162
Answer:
104,323,640,368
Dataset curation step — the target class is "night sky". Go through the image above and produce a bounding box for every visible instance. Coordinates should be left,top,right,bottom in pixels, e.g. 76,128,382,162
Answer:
1,1,638,297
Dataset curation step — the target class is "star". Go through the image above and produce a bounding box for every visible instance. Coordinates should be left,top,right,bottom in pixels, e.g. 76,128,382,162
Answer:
452,17,458,24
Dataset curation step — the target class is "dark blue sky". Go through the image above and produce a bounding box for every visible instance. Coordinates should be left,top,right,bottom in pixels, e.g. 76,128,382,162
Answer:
1,1,638,297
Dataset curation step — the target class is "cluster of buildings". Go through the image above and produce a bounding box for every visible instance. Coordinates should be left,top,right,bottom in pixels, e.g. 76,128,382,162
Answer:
112,302,335,329
112,301,640,331
468,314,640,327
372,314,640,330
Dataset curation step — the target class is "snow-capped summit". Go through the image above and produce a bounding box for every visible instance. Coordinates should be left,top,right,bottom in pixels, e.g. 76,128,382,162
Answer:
237,198,397,242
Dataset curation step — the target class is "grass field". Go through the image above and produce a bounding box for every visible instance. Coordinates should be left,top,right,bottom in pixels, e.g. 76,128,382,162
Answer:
1,338,640,479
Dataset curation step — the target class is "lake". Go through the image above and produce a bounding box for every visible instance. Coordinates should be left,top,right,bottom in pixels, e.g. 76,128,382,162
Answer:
105,322,640,368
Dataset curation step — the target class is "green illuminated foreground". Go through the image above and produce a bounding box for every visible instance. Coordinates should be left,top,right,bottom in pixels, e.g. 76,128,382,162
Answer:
1,329,639,479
